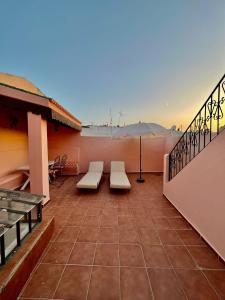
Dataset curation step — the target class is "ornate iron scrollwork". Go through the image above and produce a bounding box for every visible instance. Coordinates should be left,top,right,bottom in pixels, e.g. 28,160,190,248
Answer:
213,99,224,120
169,76,225,180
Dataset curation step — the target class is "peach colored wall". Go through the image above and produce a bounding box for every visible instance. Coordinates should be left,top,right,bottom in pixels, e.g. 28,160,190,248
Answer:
47,123,178,173
47,123,80,165
78,136,165,173
163,129,225,261
0,105,28,189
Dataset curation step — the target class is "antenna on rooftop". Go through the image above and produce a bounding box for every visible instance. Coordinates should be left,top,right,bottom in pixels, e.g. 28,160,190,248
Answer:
117,111,123,127
109,108,113,136
109,108,113,126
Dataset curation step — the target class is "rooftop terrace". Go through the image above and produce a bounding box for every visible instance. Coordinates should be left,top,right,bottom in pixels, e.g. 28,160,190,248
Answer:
18,173,225,300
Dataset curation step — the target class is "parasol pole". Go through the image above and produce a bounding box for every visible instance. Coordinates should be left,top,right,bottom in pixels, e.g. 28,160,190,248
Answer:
137,135,145,183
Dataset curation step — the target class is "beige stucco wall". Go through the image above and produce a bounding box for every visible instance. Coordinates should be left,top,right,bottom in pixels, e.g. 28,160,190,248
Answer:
163,129,225,261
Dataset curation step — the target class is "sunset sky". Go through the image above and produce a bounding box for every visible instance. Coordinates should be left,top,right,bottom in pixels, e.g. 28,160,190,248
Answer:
1,0,225,129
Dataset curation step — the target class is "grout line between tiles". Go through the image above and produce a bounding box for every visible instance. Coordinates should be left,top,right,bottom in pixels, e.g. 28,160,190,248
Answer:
51,226,81,299
184,243,221,299
118,236,122,300
137,224,156,300
157,229,189,299
85,239,98,300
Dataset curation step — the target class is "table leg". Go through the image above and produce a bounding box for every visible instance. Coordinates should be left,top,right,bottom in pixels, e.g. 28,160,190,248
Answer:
28,211,32,232
0,236,5,265
16,222,21,247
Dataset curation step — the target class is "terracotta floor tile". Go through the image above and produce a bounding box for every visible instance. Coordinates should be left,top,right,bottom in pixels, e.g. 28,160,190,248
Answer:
139,228,161,245
22,264,64,299
203,270,225,298
134,216,154,228
118,216,135,226
168,217,192,229
66,214,84,226
165,246,197,269
68,242,96,265
74,206,89,215
104,200,119,209
158,230,183,245
162,208,181,218
119,244,145,267
98,227,118,243
152,217,171,229
94,244,119,266
117,207,132,216
142,245,171,268
148,268,186,299
175,269,218,300
118,203,131,210
78,227,99,242
100,215,118,226
83,215,101,226
131,207,148,216
102,208,118,216
177,230,206,246
188,246,225,269
88,266,120,300
56,226,80,242
87,207,102,216
42,242,73,264
53,214,69,227
50,226,62,242
120,267,152,300
119,229,140,244
149,208,165,217
54,265,91,300
118,223,136,230
20,296,55,300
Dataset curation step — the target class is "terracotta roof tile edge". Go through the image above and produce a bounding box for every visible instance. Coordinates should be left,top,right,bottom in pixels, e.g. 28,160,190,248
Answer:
0,82,81,126
0,82,50,99
50,98,81,125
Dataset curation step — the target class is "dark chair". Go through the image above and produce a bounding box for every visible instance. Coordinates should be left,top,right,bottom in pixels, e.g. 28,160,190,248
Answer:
49,155,61,180
59,154,68,175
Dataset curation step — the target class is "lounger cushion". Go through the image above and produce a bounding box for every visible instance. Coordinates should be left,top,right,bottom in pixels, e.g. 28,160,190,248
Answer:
88,161,104,173
110,161,125,172
76,172,102,189
110,172,131,189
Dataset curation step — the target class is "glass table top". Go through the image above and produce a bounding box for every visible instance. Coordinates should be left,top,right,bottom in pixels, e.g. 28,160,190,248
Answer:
0,189,44,205
0,210,24,226
0,199,35,214
0,225,9,238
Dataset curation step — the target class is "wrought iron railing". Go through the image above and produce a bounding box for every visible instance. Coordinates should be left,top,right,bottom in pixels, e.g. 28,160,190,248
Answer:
169,74,225,180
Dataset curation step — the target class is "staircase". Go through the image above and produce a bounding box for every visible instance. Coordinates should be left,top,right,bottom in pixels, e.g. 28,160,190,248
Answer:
169,74,225,180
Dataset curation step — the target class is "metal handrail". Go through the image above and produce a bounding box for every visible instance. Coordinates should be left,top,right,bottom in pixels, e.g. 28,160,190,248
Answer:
169,74,225,180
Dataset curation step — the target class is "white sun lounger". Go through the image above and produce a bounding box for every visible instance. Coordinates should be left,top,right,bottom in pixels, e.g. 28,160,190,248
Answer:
76,161,104,189
110,161,131,189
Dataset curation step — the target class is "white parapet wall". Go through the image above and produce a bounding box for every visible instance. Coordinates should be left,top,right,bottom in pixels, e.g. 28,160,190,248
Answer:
163,129,225,261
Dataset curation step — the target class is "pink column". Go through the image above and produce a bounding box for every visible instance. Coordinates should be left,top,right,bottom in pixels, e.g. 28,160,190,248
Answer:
27,112,50,204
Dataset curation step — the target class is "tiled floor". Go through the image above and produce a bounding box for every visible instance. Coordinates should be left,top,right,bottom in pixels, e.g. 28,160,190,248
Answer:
18,174,225,300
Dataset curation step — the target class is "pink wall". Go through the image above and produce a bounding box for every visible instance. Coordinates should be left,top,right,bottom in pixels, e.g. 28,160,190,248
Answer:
78,136,165,173
0,105,28,189
163,129,225,261
48,123,178,173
